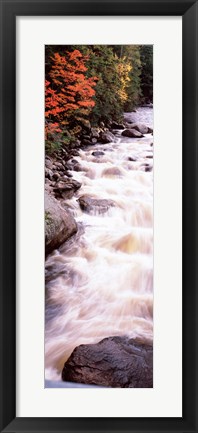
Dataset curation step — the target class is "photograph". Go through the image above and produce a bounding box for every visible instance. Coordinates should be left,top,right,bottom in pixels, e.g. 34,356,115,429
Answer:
45,45,153,388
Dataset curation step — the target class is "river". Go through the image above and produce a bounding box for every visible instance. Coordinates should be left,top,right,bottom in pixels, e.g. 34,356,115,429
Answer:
45,106,153,384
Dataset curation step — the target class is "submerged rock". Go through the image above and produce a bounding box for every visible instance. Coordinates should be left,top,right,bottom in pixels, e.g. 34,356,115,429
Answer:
102,167,122,177
122,129,144,138
62,336,153,388
45,192,77,256
92,151,105,157
78,195,115,214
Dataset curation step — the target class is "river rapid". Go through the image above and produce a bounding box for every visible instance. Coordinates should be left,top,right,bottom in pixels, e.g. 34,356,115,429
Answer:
45,107,153,383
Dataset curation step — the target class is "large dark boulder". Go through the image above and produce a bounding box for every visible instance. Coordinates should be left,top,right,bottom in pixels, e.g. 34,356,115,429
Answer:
45,192,77,255
62,336,153,388
122,129,144,138
78,195,115,215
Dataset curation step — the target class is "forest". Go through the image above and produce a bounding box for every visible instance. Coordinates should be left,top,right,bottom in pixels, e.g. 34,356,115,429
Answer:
45,45,153,154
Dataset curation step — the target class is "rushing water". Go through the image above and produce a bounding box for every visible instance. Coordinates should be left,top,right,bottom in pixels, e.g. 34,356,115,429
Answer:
45,107,153,382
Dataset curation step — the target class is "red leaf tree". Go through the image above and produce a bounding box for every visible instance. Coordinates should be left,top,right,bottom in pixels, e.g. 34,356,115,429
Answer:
45,50,97,139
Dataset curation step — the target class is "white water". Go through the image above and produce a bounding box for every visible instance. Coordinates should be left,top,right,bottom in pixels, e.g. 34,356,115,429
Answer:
45,107,153,381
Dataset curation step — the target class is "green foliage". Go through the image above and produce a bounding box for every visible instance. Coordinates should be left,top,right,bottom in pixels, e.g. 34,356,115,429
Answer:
140,45,153,104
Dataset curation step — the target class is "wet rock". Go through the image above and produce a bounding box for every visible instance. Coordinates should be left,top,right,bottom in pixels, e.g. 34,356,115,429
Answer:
111,122,125,130
78,195,115,214
45,158,53,170
100,131,115,144
128,156,137,162
102,167,122,177
145,165,152,172
91,138,98,144
146,155,153,159
128,123,149,134
92,151,105,157
72,164,85,172
122,129,144,138
150,142,153,147
82,139,93,146
72,150,80,156
45,167,53,180
54,162,65,171
52,172,60,181
54,179,81,199
45,191,77,256
62,336,153,388
91,127,100,139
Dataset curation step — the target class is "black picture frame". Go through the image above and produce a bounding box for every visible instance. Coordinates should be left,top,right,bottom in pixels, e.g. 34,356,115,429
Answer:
0,0,197,432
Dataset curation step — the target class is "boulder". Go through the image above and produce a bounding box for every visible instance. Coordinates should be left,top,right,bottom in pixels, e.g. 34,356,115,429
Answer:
102,167,122,177
100,131,115,144
91,127,100,139
78,195,115,214
45,191,77,256
129,123,149,134
54,179,81,199
122,129,144,138
62,336,153,388
92,151,105,157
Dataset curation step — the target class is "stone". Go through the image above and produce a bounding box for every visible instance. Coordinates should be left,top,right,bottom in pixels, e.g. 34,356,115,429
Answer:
102,167,122,177
91,127,100,139
145,165,152,172
92,151,105,157
62,336,153,388
54,179,81,199
82,139,93,146
52,172,60,181
78,195,115,214
130,123,149,134
45,167,53,180
45,158,53,170
128,156,137,162
45,191,77,256
55,162,65,171
100,131,115,144
111,122,125,130
122,129,144,138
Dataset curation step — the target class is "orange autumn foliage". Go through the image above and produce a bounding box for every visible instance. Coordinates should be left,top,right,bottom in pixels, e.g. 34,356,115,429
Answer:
45,50,97,138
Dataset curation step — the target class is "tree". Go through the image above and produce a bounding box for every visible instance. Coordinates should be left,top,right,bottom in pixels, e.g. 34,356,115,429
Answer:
45,49,97,141
140,45,153,104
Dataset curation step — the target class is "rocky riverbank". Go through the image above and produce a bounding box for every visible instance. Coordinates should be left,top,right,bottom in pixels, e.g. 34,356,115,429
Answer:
45,115,153,257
